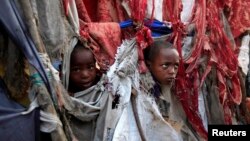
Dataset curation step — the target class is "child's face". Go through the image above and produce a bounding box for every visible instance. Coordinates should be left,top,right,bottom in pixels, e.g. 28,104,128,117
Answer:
69,48,97,93
148,47,179,86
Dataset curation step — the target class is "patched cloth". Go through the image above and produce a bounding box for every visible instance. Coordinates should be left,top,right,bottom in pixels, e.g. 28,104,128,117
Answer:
103,39,182,141
156,86,200,141
66,75,109,141
157,98,183,133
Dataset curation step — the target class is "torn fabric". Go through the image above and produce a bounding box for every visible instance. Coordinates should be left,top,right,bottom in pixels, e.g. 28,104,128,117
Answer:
106,38,182,141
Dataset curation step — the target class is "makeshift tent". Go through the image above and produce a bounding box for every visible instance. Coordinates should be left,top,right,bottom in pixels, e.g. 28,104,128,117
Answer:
1,0,250,141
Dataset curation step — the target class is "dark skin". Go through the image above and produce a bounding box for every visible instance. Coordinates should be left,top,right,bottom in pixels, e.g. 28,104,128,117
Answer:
68,46,98,93
145,41,180,86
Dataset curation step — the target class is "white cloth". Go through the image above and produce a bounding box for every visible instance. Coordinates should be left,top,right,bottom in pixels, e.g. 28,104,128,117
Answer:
158,86,199,141
61,37,78,90
67,0,80,34
66,76,109,141
146,0,164,21
38,53,60,81
106,39,182,141
238,34,250,75
24,94,62,133
181,0,195,24
121,0,164,21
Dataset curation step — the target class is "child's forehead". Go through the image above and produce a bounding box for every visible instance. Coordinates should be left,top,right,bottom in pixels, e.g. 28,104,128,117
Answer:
155,46,177,55
71,48,95,60
72,47,92,55
152,47,179,60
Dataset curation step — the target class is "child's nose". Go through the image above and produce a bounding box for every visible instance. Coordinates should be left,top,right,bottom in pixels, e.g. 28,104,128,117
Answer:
81,70,89,77
168,65,176,74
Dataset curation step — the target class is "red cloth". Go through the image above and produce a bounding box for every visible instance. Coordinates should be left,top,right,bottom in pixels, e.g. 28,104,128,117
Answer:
223,0,250,38
74,0,128,71
79,21,122,72
75,0,91,22
83,0,98,21
185,0,241,126
164,0,208,139
76,0,127,22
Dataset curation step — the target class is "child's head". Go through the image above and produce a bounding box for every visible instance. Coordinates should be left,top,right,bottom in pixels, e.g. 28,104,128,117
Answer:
144,40,180,86
68,42,98,93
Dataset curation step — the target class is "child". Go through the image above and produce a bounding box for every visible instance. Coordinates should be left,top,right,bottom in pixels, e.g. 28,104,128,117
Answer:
144,40,201,141
144,40,179,86
68,42,101,94
61,40,108,141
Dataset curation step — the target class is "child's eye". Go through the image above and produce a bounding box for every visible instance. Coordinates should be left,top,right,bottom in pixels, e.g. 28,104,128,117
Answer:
88,65,95,70
72,67,81,72
174,64,179,69
161,63,179,70
162,64,169,69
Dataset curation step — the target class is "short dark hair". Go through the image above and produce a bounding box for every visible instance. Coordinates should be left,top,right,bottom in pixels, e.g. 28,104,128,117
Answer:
144,40,175,62
71,41,96,62
72,41,89,52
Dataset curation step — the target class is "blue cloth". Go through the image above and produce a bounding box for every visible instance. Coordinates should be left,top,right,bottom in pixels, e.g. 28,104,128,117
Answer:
119,19,173,37
0,0,52,95
52,60,62,71
0,78,40,141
